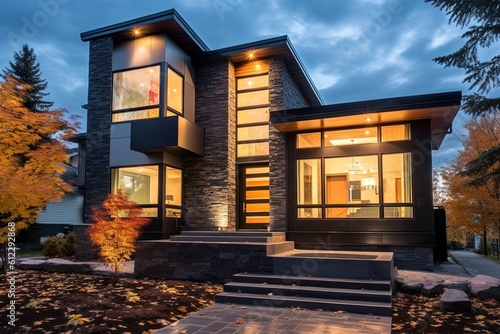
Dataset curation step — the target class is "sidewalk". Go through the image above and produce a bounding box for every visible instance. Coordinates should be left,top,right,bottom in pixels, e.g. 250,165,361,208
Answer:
450,250,500,279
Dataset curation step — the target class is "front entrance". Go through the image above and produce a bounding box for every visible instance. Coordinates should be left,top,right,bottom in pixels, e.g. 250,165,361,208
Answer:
238,164,270,229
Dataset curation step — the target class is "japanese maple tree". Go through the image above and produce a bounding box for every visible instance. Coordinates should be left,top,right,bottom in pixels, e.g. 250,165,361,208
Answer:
88,190,150,279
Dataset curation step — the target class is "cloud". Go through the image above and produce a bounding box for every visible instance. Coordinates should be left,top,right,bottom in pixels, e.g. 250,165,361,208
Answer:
311,65,342,90
428,24,462,50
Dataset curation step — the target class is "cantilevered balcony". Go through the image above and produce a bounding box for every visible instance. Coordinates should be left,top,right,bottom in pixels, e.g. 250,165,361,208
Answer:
130,116,204,156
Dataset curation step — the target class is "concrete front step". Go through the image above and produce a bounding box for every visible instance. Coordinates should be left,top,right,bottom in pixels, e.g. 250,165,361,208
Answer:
170,231,286,243
169,235,286,243
215,292,392,316
223,281,392,303
231,272,392,291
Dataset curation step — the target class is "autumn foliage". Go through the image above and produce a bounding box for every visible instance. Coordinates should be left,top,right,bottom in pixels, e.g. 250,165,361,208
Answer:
0,77,78,272
442,115,500,246
88,190,150,278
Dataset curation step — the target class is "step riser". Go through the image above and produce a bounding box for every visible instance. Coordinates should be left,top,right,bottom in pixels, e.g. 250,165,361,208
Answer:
231,275,391,291
216,295,392,316
224,285,391,303
179,231,284,237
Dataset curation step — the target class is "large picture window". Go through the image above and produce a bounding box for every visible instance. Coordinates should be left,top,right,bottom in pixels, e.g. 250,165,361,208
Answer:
111,166,159,205
297,153,413,219
113,65,160,113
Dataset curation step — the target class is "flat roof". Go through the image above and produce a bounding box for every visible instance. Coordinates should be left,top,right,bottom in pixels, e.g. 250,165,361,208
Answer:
271,91,462,150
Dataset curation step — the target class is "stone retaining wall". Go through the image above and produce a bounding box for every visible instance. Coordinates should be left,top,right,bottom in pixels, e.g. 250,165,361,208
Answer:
134,241,273,283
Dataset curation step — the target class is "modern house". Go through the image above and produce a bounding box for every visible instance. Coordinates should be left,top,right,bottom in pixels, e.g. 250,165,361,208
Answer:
76,9,461,269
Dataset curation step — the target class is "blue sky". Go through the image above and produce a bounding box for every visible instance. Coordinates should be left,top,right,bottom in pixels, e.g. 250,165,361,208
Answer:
0,0,476,167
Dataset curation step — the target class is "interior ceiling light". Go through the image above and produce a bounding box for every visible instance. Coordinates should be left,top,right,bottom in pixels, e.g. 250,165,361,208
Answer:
366,117,371,122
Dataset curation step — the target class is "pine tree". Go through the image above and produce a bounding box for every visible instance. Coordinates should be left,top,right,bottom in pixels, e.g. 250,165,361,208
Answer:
1,43,54,112
425,0,500,185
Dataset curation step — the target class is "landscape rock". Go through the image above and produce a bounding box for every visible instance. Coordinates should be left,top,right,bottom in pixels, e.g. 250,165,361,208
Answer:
17,259,46,270
443,279,471,295
400,282,423,295
440,289,471,312
422,281,444,297
470,274,500,301
394,277,405,291
41,258,93,274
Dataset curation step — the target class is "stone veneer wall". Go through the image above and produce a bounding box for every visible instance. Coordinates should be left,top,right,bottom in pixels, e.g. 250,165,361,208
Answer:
75,37,112,260
183,60,237,230
83,37,112,223
134,241,273,283
268,58,309,231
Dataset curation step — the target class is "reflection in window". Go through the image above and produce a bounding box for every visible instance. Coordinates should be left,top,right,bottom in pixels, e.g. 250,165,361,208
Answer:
111,108,160,122
111,166,159,205
167,68,183,113
237,75,269,90
237,90,269,108
238,108,269,125
237,142,269,157
113,66,160,111
384,206,413,218
237,125,269,141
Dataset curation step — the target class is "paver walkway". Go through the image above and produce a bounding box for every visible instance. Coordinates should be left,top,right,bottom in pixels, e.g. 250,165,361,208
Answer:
154,303,392,334
450,250,500,279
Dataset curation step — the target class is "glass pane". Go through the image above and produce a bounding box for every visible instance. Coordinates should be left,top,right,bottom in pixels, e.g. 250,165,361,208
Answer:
237,75,269,90
324,127,378,146
246,203,270,212
326,207,380,218
237,125,269,141
167,68,183,113
246,167,269,175
297,133,321,148
113,66,160,110
166,208,182,218
325,155,379,204
112,108,159,122
298,208,322,218
140,208,158,217
384,206,413,218
382,153,412,203
237,142,269,157
246,176,269,188
246,189,270,199
111,166,158,204
246,216,269,224
165,167,182,206
297,159,322,205
381,124,411,142
238,108,269,125
237,90,269,108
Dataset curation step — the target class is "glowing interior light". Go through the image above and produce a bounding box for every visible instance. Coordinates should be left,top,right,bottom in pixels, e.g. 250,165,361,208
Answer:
366,117,371,122
365,130,370,135
247,81,252,86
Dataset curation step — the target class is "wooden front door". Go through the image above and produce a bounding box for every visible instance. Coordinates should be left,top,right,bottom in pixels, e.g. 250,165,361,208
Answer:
238,164,270,229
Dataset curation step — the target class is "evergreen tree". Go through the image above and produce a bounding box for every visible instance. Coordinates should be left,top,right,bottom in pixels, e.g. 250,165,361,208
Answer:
425,0,500,185
1,43,53,112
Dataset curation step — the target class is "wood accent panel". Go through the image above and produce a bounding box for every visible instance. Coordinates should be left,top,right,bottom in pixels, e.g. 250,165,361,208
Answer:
235,60,269,77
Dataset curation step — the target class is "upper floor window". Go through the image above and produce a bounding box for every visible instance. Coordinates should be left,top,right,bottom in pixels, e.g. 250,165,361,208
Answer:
167,68,183,116
112,65,184,122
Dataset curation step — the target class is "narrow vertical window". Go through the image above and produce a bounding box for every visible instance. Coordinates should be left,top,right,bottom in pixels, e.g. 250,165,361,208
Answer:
167,68,183,115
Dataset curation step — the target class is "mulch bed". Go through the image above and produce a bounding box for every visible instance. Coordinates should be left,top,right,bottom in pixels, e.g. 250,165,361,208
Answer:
0,270,222,334
1,270,500,333
392,292,500,333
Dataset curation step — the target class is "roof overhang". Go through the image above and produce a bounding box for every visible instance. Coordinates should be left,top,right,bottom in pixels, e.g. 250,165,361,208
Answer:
80,9,209,56
195,36,323,107
271,91,462,150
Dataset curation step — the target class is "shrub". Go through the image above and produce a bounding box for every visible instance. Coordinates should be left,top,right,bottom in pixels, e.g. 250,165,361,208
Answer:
43,232,77,258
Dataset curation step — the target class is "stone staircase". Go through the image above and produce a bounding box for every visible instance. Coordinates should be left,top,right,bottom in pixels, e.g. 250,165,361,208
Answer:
216,272,393,316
